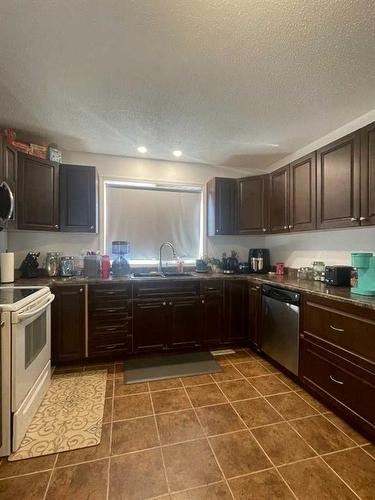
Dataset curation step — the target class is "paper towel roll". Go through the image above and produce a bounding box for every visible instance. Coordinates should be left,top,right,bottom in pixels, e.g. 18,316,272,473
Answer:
1,252,14,283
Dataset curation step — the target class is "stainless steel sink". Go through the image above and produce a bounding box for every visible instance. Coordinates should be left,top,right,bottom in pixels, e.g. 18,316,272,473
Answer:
132,271,194,278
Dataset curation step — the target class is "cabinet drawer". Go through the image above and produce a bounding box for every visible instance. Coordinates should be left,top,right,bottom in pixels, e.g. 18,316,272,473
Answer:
200,280,223,295
303,296,375,363
90,320,131,337
90,304,130,318
301,339,375,433
133,281,200,298
89,284,131,301
89,337,132,357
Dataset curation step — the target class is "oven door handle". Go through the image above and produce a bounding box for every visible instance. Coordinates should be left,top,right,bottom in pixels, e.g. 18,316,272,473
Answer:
16,294,55,320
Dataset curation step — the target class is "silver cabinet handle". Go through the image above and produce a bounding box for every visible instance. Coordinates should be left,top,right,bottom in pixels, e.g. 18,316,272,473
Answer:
288,225,293,229
330,375,344,385
283,225,288,230
162,302,166,306
79,288,83,292
0,321,4,327
54,224,59,228
216,229,219,233
90,225,94,229
262,228,267,232
201,299,205,304
169,301,173,306
359,217,367,221
350,217,358,222
329,325,344,332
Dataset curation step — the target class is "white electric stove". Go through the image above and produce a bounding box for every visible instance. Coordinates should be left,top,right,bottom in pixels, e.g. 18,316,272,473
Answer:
0,286,55,456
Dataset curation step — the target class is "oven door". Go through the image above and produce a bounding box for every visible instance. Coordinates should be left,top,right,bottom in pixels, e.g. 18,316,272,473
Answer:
11,292,54,411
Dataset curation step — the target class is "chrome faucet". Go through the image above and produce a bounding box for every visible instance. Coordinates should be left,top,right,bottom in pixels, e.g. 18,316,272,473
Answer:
159,242,177,274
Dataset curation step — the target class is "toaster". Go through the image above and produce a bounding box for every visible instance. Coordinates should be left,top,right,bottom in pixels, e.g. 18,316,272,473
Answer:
324,266,352,286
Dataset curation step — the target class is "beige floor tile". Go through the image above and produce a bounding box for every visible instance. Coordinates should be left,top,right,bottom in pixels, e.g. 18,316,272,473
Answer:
151,388,192,414
149,378,183,391
162,439,222,492
252,421,316,465
156,410,204,445
0,454,56,479
211,365,243,382
209,430,271,478
266,392,318,420
46,459,108,500
323,447,375,499
232,398,283,428
109,448,168,500
217,379,260,401
229,469,295,500
181,374,214,386
278,457,357,500
113,393,153,420
236,361,270,377
250,374,291,396
0,471,50,500
196,404,245,435
170,482,232,499
186,383,226,407
111,416,159,455
114,379,149,397
324,412,369,445
290,415,356,454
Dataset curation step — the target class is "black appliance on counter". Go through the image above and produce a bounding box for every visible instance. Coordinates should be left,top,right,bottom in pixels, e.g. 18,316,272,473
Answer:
248,249,270,274
19,252,40,278
324,266,352,286
238,262,250,274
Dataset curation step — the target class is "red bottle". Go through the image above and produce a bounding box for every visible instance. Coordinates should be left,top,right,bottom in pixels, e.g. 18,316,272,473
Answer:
102,255,110,279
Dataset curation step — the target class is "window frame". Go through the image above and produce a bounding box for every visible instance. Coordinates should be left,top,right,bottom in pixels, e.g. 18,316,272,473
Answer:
101,176,205,265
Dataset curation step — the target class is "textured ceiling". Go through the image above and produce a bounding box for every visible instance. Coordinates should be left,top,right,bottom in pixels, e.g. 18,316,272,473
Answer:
0,0,375,171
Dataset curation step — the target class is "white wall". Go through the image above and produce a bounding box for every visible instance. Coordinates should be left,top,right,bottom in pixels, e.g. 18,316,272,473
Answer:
7,152,262,266
265,227,375,268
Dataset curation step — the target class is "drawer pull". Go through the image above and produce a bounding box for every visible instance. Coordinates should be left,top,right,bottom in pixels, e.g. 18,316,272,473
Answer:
329,375,344,385
207,287,215,291
329,325,344,332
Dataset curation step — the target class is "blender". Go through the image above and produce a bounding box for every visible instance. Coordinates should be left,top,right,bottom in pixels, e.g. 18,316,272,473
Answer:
111,241,130,277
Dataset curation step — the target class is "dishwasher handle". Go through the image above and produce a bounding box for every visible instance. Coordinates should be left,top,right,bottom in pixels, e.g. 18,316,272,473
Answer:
262,285,300,305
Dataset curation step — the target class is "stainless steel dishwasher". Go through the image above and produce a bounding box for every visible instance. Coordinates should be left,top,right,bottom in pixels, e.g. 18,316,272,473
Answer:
261,285,300,375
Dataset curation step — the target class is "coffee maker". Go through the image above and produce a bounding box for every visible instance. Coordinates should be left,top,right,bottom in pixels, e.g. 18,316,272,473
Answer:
248,249,270,274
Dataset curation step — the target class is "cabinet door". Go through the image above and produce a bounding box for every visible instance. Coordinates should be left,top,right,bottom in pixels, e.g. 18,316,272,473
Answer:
0,138,17,224
207,177,236,235
168,297,201,349
60,164,97,232
269,166,289,233
289,153,316,231
17,153,59,231
133,299,168,352
237,175,268,234
223,280,248,344
200,294,223,347
360,122,375,226
51,285,85,363
248,284,262,350
317,132,360,229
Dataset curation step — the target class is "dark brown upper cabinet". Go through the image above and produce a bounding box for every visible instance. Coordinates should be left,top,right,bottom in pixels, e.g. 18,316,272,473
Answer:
17,153,59,231
360,122,375,226
289,152,316,232
269,165,289,233
60,164,97,232
317,132,360,229
207,177,236,235
237,175,269,234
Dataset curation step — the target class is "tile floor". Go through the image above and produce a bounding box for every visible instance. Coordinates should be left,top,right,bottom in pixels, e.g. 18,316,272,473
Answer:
1,348,374,500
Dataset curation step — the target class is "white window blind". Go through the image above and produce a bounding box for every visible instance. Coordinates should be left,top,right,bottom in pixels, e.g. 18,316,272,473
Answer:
105,182,202,261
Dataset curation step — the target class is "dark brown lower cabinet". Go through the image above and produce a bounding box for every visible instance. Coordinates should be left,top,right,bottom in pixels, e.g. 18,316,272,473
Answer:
133,299,169,352
248,283,262,350
133,296,200,352
51,285,85,364
300,338,375,440
169,297,201,349
300,293,375,440
223,280,248,344
200,293,223,347
88,284,133,358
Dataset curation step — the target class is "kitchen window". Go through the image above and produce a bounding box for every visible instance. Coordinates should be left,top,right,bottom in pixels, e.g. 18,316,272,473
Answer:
104,180,203,264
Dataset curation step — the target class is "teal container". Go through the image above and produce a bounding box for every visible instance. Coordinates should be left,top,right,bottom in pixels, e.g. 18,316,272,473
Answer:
351,252,373,268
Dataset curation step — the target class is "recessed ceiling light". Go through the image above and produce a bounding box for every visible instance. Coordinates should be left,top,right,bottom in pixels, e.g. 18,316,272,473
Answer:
173,150,182,157
137,146,147,154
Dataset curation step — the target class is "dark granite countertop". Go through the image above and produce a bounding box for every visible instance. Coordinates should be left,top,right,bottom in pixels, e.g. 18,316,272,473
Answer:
14,273,375,310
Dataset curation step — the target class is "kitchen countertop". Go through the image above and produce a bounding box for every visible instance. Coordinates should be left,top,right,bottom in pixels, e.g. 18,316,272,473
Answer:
14,273,375,310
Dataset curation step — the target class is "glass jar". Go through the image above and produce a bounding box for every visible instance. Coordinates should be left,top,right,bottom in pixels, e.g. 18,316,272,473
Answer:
312,261,325,281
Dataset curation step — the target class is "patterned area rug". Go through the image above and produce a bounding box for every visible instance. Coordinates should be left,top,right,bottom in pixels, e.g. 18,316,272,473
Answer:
9,370,107,461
